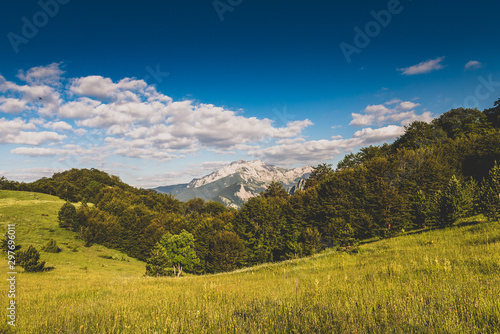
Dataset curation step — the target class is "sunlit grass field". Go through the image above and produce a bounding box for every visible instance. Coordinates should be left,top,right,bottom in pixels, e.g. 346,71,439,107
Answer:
1,190,500,333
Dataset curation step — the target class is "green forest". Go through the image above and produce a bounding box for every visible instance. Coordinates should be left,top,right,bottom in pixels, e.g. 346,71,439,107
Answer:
2,98,500,276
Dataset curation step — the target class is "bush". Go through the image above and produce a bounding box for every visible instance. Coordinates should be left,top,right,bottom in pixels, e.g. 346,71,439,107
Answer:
58,202,77,229
17,245,46,272
41,239,62,253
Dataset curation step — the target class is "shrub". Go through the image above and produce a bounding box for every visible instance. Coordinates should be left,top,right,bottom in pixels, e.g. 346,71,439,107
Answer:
42,239,62,253
17,245,46,272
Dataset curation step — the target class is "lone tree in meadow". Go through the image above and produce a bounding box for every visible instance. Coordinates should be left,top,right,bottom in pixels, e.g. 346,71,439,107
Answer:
145,230,199,277
17,245,46,272
58,202,77,229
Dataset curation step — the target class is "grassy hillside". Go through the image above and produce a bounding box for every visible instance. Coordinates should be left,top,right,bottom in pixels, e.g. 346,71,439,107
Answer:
1,190,500,333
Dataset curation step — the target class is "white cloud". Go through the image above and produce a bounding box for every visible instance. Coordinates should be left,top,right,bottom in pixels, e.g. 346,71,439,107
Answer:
398,57,445,75
45,121,74,132
350,99,432,127
10,147,71,157
465,60,482,70
17,63,64,87
364,104,391,115
399,111,434,126
352,125,405,144
0,74,62,115
350,113,374,126
250,125,405,165
70,76,148,101
2,131,66,145
399,101,420,111
200,161,232,171
0,97,26,114
0,117,65,145
385,98,401,105
58,98,102,119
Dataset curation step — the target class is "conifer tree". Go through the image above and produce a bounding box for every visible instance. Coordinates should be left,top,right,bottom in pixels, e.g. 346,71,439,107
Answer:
58,202,77,229
17,245,46,272
436,175,471,227
480,162,500,221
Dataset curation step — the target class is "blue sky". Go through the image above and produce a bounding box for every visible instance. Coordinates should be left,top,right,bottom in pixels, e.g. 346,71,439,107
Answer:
1,0,499,187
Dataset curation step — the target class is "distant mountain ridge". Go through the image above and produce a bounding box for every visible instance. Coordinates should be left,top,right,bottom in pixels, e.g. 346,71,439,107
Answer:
154,160,312,208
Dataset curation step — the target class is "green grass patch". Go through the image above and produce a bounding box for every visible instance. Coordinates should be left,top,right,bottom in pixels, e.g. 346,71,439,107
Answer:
1,190,500,333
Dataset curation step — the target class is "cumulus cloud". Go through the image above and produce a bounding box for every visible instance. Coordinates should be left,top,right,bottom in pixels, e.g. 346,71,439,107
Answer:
352,125,405,144
465,60,482,70
249,125,405,165
17,63,64,86
398,57,445,75
350,99,432,127
0,64,319,166
399,101,420,111
10,147,72,157
0,97,26,114
58,98,102,119
0,118,66,145
350,113,375,126
70,76,148,101
3,131,66,146
45,121,74,132
200,161,233,171
1,64,435,178
0,70,62,116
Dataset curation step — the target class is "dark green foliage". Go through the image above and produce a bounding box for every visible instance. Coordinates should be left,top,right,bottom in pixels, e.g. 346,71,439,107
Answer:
58,202,77,229
410,190,431,229
336,221,357,248
434,176,472,227
392,121,447,150
263,181,289,200
41,239,61,253
305,163,334,188
145,244,173,277
302,227,321,256
207,231,245,273
484,98,500,128
17,245,46,272
480,162,500,221
432,107,491,140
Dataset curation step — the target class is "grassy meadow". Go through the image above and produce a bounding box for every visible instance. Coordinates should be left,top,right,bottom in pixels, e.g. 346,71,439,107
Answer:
1,190,500,333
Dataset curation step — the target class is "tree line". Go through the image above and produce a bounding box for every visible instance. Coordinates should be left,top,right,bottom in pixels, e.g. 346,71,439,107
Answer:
1,98,500,276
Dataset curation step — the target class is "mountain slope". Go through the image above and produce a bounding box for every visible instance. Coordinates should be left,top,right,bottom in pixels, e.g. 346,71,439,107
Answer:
154,160,312,207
